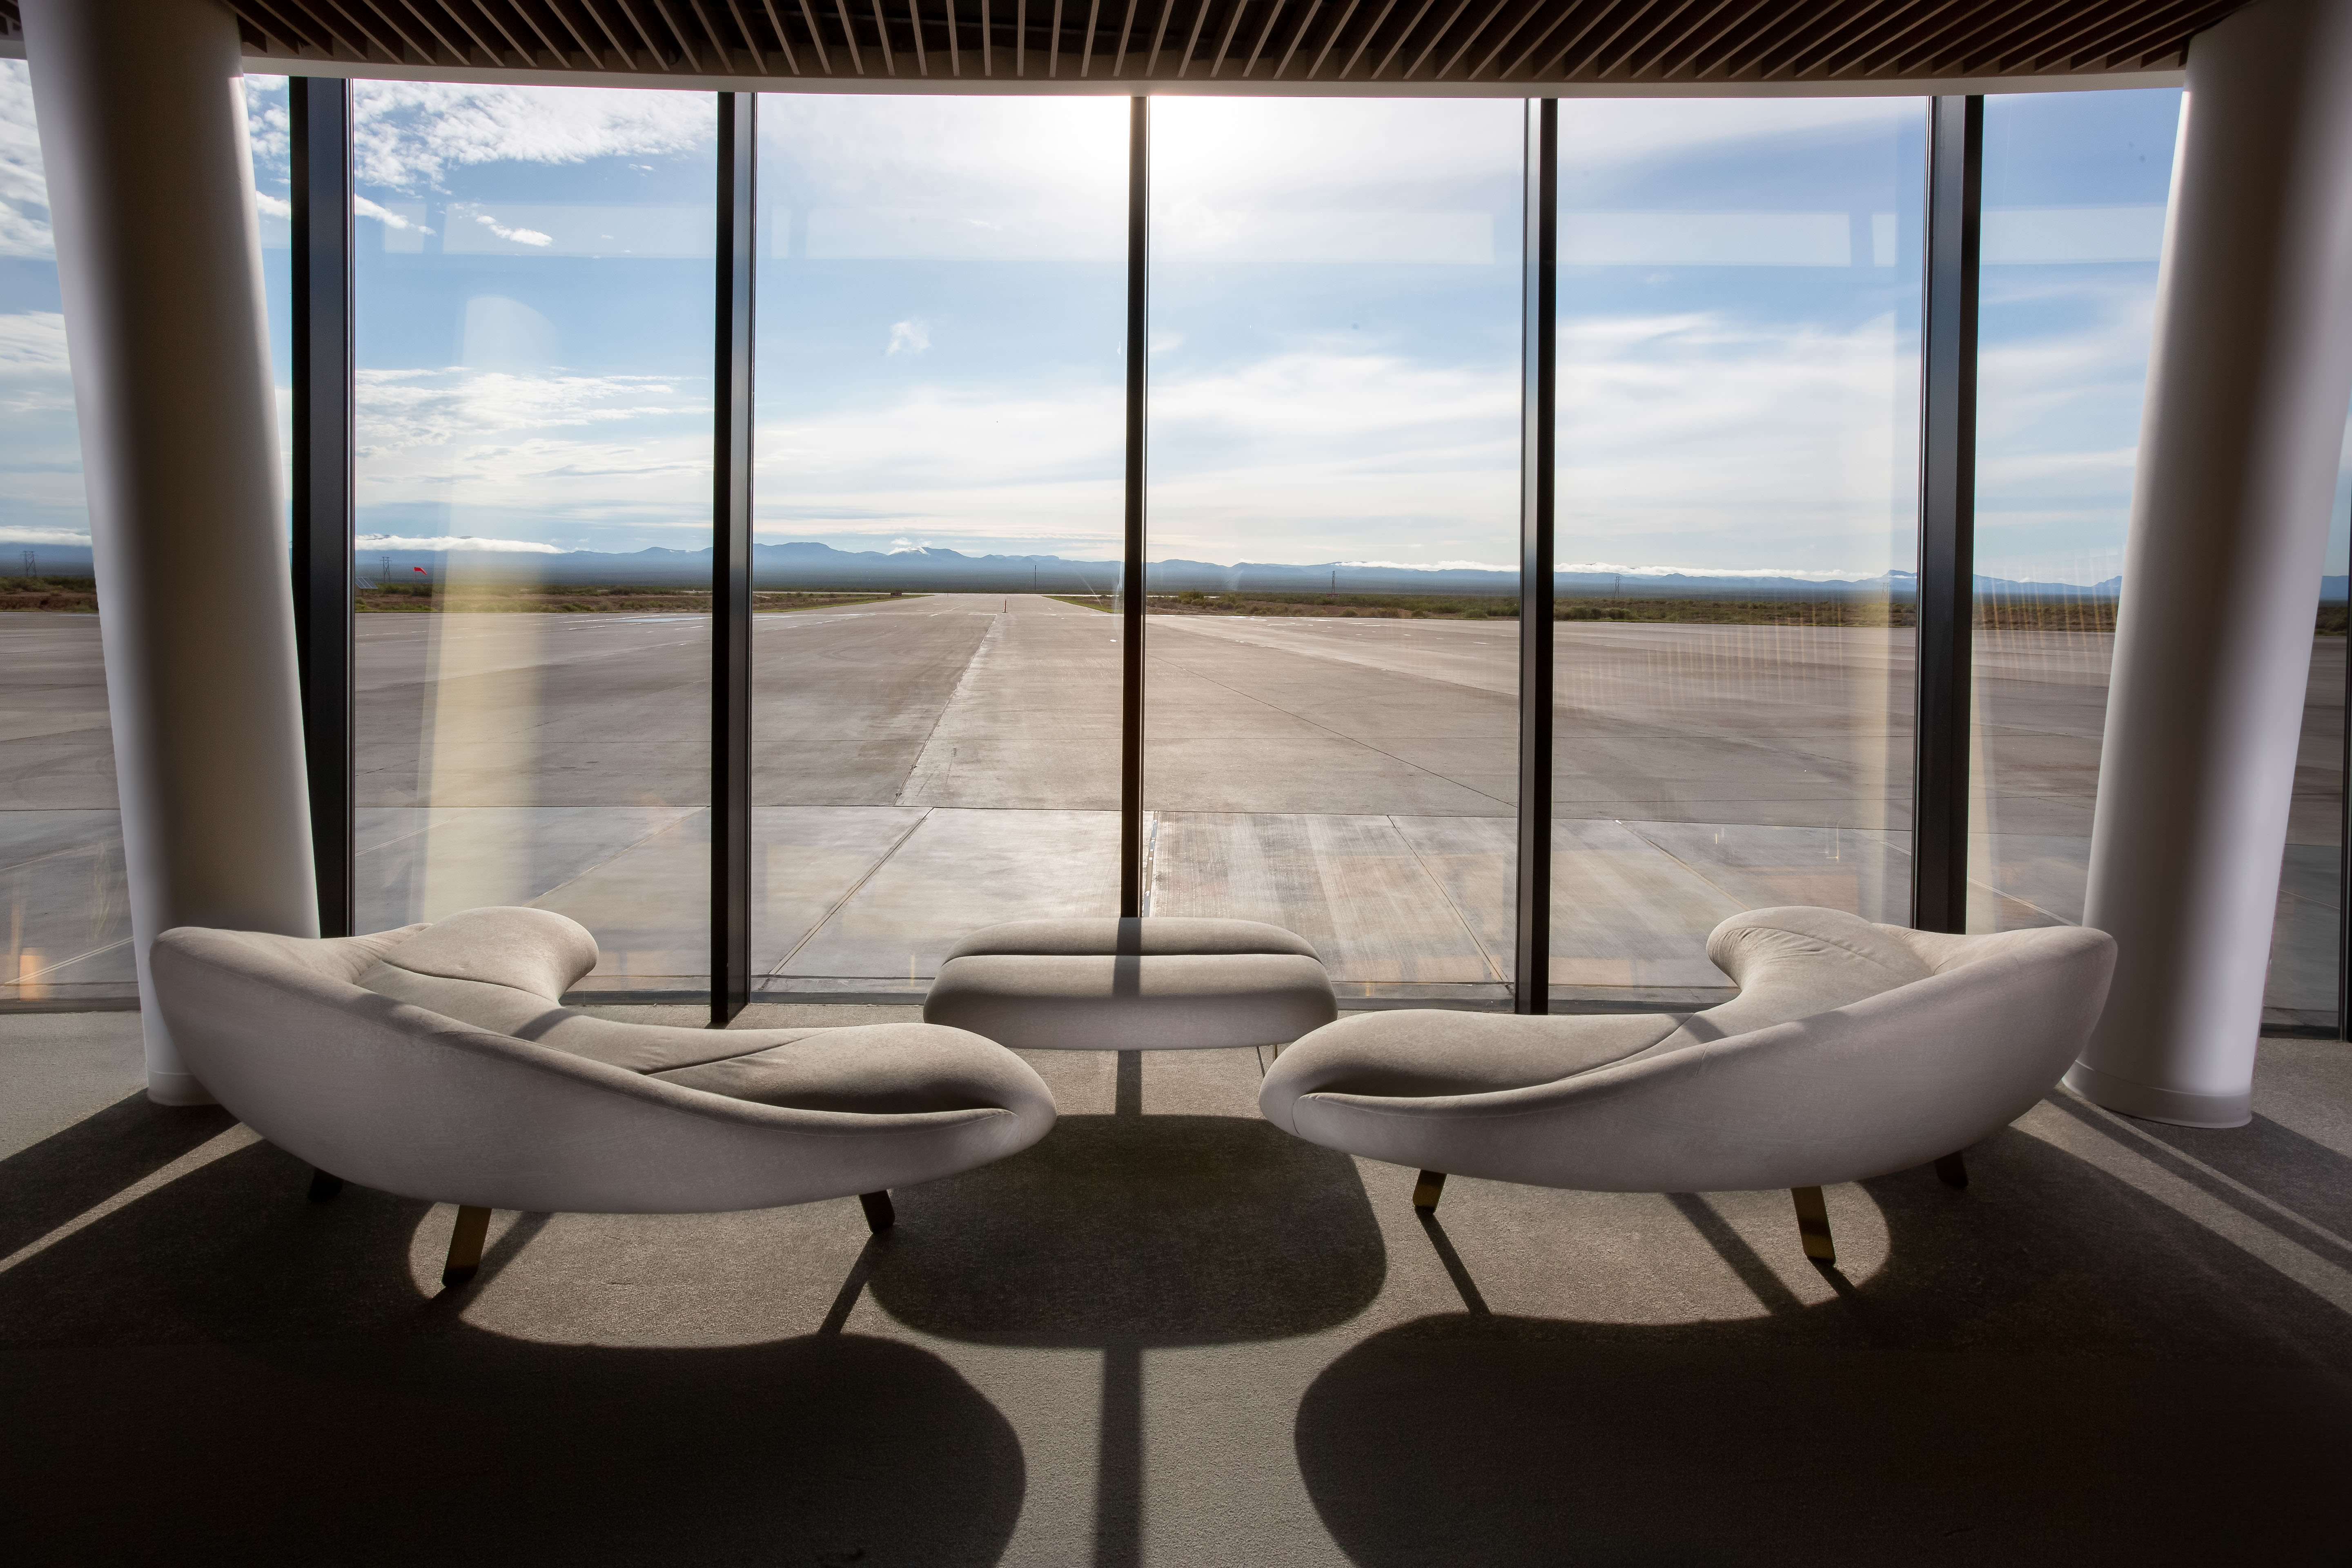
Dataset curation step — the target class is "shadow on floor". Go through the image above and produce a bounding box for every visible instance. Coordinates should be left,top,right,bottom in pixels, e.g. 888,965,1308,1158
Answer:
0,1129,1025,1567
1294,1122,2352,1565
869,1113,1385,1345
865,1111,1386,1568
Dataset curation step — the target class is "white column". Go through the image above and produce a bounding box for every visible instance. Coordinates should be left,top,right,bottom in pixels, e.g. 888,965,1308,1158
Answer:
2071,0,2352,1127
23,0,317,1105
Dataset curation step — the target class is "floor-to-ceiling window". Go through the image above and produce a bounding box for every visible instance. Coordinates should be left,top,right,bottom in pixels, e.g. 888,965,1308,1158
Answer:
749,96,1127,1000
1143,98,1525,1005
1969,88,2177,954
350,84,716,995
1549,98,1927,1007
0,58,117,1003
0,68,298,1004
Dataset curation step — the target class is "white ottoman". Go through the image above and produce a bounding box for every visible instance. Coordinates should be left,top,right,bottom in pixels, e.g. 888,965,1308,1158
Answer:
924,917,1338,1051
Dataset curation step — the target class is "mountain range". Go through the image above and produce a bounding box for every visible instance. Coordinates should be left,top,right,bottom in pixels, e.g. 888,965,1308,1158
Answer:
19,539,2342,601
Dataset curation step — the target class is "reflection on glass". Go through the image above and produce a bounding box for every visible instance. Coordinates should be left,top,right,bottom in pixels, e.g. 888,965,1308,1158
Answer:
1551,98,1926,1007
0,70,296,1002
1970,89,2178,957
1144,98,1524,1004
749,96,1126,999
352,85,715,994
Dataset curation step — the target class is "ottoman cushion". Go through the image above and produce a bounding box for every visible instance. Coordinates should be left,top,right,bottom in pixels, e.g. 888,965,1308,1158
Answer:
925,917,1338,1050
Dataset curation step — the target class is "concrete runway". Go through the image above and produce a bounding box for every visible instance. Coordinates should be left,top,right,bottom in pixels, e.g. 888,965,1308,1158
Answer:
3,595,2341,1015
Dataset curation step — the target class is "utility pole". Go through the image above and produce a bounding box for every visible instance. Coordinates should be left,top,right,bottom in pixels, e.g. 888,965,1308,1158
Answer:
21,549,33,579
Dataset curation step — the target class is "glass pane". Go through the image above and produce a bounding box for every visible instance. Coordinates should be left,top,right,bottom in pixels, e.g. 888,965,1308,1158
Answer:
0,59,120,1004
751,96,1126,1001
2271,417,2352,1031
352,84,715,995
0,69,295,1002
1552,99,1927,1008
1144,98,1525,1007
1970,89,2178,945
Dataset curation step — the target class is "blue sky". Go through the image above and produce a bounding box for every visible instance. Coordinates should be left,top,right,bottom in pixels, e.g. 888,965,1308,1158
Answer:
1,65,2341,581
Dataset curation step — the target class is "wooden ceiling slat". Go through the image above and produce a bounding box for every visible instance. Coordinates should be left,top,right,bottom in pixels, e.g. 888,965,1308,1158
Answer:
465,0,542,63
312,0,404,62
2014,0,2198,71
1171,0,1213,76
1337,0,1401,77
756,0,800,71
1270,0,1317,74
1305,0,1363,76
713,0,766,71
233,0,332,56
791,0,830,71
1370,0,1438,77
1599,0,1704,76
1979,0,2139,71
208,0,2236,81
1773,0,1933,78
1430,0,1511,77
1567,0,1687,77
1462,0,1555,79
439,0,512,60
510,0,577,61
1401,0,1472,77
2081,0,2215,67
1208,0,1248,76
349,0,438,62
541,0,609,65
1821,0,1969,80
1511,0,1621,81
829,0,864,73
1736,0,1868,78
1662,0,1776,78
1886,0,2058,76
1241,0,1286,75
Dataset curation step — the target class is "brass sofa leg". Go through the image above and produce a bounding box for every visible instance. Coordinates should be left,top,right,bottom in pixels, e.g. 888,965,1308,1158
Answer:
1791,1186,1835,1264
1412,1171,1447,1212
859,1190,896,1233
441,1205,492,1288
307,1169,344,1203
1934,1152,1969,1189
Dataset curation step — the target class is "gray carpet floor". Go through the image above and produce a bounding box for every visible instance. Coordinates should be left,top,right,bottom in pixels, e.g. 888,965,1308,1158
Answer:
3,1004,2350,1566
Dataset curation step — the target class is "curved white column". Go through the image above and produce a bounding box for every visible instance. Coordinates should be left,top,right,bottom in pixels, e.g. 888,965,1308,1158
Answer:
23,0,317,1105
2071,0,2352,1127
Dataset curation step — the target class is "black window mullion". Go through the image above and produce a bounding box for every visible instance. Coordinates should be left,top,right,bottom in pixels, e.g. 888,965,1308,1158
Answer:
1515,96,1557,1014
290,76,355,940
711,92,757,1025
1912,94,1982,935
1121,94,1149,919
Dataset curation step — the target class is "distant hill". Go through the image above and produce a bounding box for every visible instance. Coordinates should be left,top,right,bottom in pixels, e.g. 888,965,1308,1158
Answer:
18,539,2345,602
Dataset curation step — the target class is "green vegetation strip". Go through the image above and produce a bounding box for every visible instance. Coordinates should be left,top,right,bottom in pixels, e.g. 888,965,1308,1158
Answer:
351,586,922,614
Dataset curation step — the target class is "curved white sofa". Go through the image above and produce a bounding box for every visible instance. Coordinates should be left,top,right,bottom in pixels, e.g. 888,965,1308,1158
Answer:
151,906,1056,1284
1259,907,2116,1262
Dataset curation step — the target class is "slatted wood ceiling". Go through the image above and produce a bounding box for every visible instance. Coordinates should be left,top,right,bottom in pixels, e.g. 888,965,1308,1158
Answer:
0,0,2239,85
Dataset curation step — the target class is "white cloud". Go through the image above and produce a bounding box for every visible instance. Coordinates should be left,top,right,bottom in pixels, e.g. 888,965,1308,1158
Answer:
0,526,90,546
352,82,713,192
358,368,704,454
353,365,713,537
0,61,53,259
473,212,552,247
356,533,566,553
886,319,931,357
354,195,430,233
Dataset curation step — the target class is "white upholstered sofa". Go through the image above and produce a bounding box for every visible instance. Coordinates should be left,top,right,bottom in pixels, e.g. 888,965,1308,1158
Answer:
1259,906,2116,1263
151,906,1056,1286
